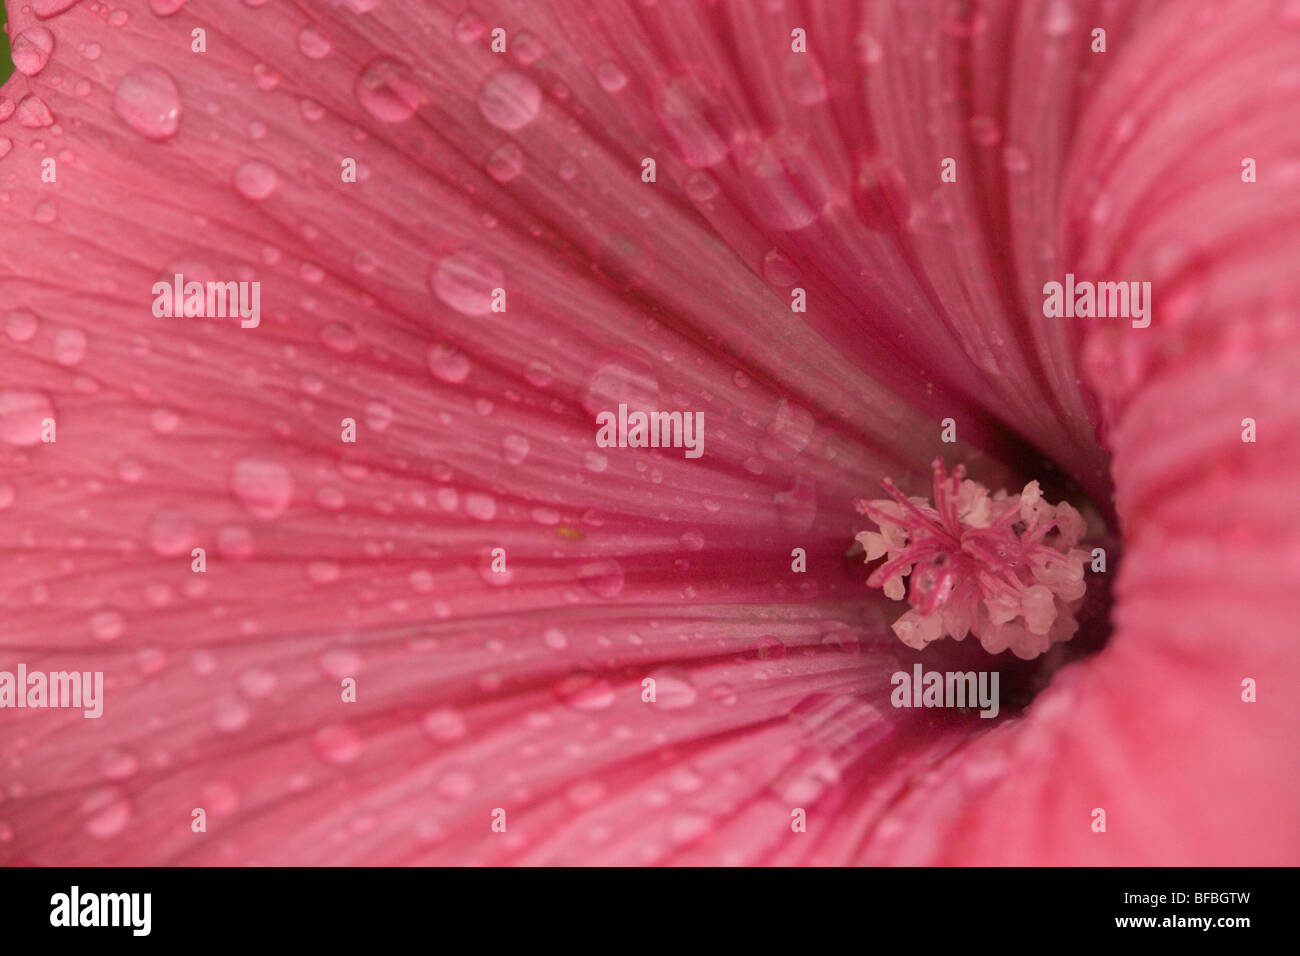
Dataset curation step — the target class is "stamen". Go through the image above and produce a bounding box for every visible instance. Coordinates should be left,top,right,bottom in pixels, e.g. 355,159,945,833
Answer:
855,458,1091,660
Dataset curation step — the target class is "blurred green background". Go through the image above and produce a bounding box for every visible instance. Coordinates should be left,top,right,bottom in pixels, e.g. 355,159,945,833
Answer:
1,8,11,84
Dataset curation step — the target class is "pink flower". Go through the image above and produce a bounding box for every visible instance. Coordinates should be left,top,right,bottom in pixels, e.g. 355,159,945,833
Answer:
0,0,1297,866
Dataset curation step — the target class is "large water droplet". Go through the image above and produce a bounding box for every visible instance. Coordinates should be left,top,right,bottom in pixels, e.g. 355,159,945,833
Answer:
150,0,187,15
113,67,182,140
12,28,55,77
477,69,542,130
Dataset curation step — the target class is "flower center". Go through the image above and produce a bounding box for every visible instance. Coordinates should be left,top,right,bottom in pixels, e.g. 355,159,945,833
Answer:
854,458,1096,662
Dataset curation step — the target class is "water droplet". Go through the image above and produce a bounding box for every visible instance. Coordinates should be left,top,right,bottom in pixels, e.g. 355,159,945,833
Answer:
214,695,251,732
761,248,801,287
0,389,54,446
314,723,362,765
89,610,125,641
16,95,54,128
149,510,195,556
230,457,292,518
355,56,424,122
320,321,358,353
1002,145,1031,174
648,669,698,709
596,61,628,93
113,67,182,140
501,433,530,464
298,24,332,59
12,27,55,77
234,160,278,200
0,138,12,160
430,250,504,315
150,0,187,15
754,635,787,659
32,0,81,20
577,559,625,598
485,141,525,182
679,528,705,551
1,307,35,341
52,328,86,366
427,343,471,382
554,672,616,711
454,11,485,43
1043,0,1076,36
655,73,730,168
423,708,467,741
543,628,568,650
319,648,360,678
783,53,827,105
477,69,542,130
464,492,496,521
81,786,132,839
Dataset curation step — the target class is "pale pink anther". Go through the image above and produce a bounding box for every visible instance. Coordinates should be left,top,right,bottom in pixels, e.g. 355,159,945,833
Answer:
856,459,1090,660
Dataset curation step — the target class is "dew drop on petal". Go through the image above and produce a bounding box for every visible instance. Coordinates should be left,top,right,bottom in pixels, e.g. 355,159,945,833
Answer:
427,343,471,382
16,95,54,128
501,433,530,464
355,56,424,123
12,28,55,77
596,61,628,93
430,250,504,315
297,25,332,59
320,321,358,353
233,161,278,200
33,0,82,17
477,69,542,130
423,708,467,741
554,672,616,711
314,724,363,765
0,389,54,446
149,510,196,557
230,457,293,518
89,610,125,641
577,559,625,598
485,141,525,182
648,669,698,709
52,328,87,366
112,67,182,140
150,0,187,15
82,787,132,839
